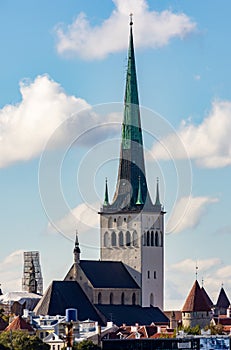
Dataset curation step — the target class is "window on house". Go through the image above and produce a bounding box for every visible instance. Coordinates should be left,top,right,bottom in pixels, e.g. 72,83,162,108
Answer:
147,270,150,279
98,292,102,304
121,292,125,305
110,292,114,305
150,293,154,305
154,271,156,279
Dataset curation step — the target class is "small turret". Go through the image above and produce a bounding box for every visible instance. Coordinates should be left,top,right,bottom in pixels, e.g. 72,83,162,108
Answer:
155,178,161,206
136,176,144,205
73,231,81,264
103,178,109,206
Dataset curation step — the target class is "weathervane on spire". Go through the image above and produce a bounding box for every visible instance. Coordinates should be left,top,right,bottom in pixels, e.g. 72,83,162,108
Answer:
195,262,198,280
130,13,133,26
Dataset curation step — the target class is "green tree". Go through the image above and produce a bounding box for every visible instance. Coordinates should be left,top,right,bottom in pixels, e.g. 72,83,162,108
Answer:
0,331,50,350
204,323,223,335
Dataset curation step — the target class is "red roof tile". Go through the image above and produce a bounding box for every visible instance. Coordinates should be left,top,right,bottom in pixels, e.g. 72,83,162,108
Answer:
5,316,34,332
182,280,211,312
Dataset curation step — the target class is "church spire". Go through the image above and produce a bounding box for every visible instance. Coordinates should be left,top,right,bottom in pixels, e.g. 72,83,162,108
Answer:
103,16,153,212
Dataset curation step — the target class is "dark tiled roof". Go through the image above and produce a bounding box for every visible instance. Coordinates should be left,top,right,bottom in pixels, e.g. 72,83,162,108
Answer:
182,280,211,312
80,260,139,289
33,281,103,324
201,286,214,308
216,287,230,309
96,305,169,326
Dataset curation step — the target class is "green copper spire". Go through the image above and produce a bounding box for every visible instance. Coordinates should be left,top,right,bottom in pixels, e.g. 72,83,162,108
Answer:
155,178,161,206
136,176,144,205
102,17,153,212
103,178,109,206
122,15,142,150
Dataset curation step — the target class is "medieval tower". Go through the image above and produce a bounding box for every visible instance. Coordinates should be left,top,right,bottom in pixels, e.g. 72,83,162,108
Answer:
99,19,165,309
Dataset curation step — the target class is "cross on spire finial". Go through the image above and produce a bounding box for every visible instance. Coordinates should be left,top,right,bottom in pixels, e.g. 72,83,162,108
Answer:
130,13,133,26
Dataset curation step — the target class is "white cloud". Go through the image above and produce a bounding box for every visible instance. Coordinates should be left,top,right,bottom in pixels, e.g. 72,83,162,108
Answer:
165,257,226,310
166,195,218,234
0,75,89,167
48,202,99,238
170,258,222,273
152,100,231,168
55,0,196,59
0,75,120,168
0,250,24,292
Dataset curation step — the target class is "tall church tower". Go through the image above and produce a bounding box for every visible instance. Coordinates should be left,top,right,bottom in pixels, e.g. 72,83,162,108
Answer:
99,18,165,309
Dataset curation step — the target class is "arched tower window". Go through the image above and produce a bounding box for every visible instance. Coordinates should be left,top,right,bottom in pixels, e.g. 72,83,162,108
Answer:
147,231,150,246
160,231,163,247
150,293,154,306
132,293,136,305
111,231,116,246
121,292,125,305
155,231,159,246
98,292,102,304
125,231,131,246
117,216,122,228
119,231,124,246
132,231,138,247
108,217,113,228
104,232,109,247
110,292,114,305
127,216,132,229
151,231,154,246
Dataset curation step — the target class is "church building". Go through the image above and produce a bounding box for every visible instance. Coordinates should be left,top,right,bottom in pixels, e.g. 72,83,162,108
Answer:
34,19,167,326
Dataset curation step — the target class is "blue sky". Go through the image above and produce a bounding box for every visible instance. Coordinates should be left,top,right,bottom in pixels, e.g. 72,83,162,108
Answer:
0,0,231,310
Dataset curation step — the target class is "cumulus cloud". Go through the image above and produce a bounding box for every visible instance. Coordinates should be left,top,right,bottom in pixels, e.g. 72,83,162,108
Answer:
166,195,218,234
0,250,24,292
0,75,119,168
165,257,225,309
55,0,196,59
48,202,99,238
152,100,231,168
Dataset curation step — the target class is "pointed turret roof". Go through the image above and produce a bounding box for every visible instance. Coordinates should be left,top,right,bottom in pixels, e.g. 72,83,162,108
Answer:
73,231,81,254
5,315,34,332
216,287,230,309
182,280,211,312
103,178,109,206
201,286,213,309
155,178,161,206
102,18,158,213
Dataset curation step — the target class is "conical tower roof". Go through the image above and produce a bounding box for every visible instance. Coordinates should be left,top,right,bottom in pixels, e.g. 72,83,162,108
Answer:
216,287,230,309
5,315,34,332
102,18,159,213
182,280,211,312
201,286,213,309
